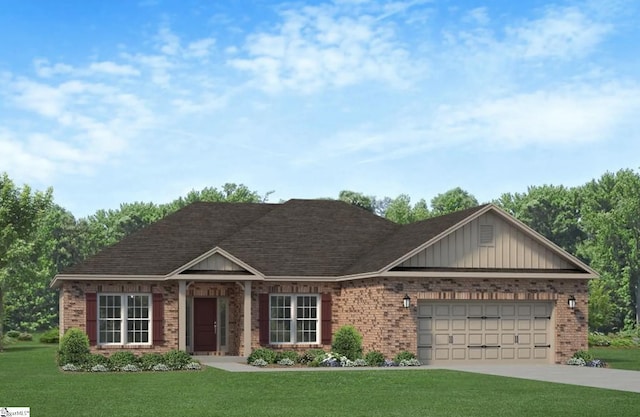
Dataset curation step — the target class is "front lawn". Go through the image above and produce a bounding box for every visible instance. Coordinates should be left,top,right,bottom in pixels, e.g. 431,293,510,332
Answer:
590,347,640,371
1,341,639,417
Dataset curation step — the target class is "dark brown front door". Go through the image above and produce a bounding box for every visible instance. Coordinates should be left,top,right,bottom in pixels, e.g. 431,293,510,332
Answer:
194,298,217,351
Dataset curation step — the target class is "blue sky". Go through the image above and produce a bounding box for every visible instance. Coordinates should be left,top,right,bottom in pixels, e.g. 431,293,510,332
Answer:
1,0,639,217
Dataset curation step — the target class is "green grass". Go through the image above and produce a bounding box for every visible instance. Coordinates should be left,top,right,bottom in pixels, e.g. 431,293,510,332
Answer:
1,341,639,417
590,347,640,371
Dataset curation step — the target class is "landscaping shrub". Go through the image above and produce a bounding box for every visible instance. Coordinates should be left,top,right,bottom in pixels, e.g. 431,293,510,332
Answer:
299,349,325,365
571,350,594,362
85,353,109,370
588,332,611,347
163,349,192,370
58,328,90,366
247,348,277,364
394,351,416,363
275,350,300,363
331,325,363,360
109,351,139,370
6,330,20,338
17,332,33,341
364,351,386,366
610,338,636,347
40,328,60,344
140,353,165,370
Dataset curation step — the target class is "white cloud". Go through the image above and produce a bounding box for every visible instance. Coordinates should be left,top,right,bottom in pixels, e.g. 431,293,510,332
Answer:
229,3,414,93
88,61,141,76
508,6,611,60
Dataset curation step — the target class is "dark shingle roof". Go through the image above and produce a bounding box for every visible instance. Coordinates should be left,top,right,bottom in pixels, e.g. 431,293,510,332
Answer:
62,200,488,278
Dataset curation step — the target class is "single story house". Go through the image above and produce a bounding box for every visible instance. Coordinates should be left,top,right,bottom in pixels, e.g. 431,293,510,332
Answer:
51,199,596,364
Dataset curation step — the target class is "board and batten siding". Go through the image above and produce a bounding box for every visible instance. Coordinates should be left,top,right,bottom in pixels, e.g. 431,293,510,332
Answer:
189,253,245,272
400,212,574,269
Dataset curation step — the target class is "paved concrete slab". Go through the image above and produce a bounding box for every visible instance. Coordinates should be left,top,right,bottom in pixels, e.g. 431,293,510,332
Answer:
194,356,640,393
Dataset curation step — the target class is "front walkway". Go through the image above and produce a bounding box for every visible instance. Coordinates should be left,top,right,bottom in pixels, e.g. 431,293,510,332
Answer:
194,356,640,393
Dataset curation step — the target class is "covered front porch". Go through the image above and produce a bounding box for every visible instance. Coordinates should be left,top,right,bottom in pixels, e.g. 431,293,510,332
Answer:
177,280,256,356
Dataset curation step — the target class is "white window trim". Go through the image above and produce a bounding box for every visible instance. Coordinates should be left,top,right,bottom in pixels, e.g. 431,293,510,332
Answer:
269,294,320,345
97,293,152,346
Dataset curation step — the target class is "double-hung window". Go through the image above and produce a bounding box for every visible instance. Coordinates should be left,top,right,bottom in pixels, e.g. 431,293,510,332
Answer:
269,294,319,344
98,294,151,345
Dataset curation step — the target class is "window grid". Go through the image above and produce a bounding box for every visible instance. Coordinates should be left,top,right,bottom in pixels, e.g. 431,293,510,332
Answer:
269,295,319,344
98,294,151,345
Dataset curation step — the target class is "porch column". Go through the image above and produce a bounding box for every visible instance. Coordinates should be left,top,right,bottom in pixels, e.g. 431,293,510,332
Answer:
243,281,252,357
178,280,186,351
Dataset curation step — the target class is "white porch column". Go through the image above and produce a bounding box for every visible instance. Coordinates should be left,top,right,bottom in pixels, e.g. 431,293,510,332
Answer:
243,281,252,357
178,280,186,351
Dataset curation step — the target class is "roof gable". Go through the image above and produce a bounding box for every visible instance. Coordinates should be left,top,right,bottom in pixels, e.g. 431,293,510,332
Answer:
385,204,596,276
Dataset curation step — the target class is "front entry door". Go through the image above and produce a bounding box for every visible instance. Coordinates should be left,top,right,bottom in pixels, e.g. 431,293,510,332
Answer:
194,298,217,351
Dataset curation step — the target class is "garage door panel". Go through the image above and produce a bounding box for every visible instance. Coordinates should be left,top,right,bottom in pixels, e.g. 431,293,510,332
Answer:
418,318,432,331
417,301,553,364
434,348,450,360
418,334,432,345
534,319,548,330
468,305,483,316
484,305,500,316
485,333,499,345
534,347,549,359
452,348,467,360
518,348,531,359
418,304,433,317
469,318,483,330
435,334,450,345
452,319,467,331
485,318,499,331
452,305,466,316
435,305,450,316
435,319,450,331
485,347,499,359
502,319,515,331
502,348,515,359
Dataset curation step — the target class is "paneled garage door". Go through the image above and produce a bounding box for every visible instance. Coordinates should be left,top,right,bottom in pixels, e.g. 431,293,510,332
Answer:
417,301,553,364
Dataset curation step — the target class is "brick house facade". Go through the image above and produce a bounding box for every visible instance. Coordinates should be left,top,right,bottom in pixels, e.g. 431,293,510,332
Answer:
53,200,596,364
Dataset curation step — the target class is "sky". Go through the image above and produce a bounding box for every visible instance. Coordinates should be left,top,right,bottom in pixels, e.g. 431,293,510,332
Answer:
1,0,639,218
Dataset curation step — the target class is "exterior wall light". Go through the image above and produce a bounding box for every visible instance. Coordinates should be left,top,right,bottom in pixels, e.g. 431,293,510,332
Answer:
403,294,411,309
568,295,576,309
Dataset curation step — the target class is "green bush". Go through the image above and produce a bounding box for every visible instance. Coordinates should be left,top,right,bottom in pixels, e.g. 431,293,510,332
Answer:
58,328,90,366
588,332,611,347
394,351,416,363
17,332,33,341
331,325,363,360
85,353,110,370
247,348,277,364
610,338,636,347
163,349,192,370
109,351,139,370
40,328,60,344
299,349,326,365
140,353,165,370
572,350,594,362
6,330,20,338
364,351,386,366
275,350,300,363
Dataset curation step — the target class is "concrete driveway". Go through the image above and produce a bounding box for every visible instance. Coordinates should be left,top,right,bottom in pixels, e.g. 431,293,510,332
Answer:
196,356,640,393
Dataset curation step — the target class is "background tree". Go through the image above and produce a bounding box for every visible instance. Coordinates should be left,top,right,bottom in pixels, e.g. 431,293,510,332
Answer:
0,174,53,349
338,190,376,213
430,187,479,217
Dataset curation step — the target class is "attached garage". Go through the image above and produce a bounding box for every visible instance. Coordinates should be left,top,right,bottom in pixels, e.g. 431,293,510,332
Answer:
417,301,553,364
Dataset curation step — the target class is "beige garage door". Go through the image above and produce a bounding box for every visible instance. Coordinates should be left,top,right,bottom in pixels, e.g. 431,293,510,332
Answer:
417,301,553,364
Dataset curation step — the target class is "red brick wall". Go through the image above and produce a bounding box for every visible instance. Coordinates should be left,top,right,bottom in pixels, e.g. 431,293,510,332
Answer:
334,276,589,363
60,280,178,354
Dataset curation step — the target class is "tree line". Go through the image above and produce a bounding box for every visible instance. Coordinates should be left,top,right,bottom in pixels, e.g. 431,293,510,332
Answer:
1,169,639,343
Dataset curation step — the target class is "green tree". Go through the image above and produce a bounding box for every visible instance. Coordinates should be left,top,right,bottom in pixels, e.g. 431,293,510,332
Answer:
578,169,640,329
338,190,375,213
0,173,53,349
430,187,479,216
